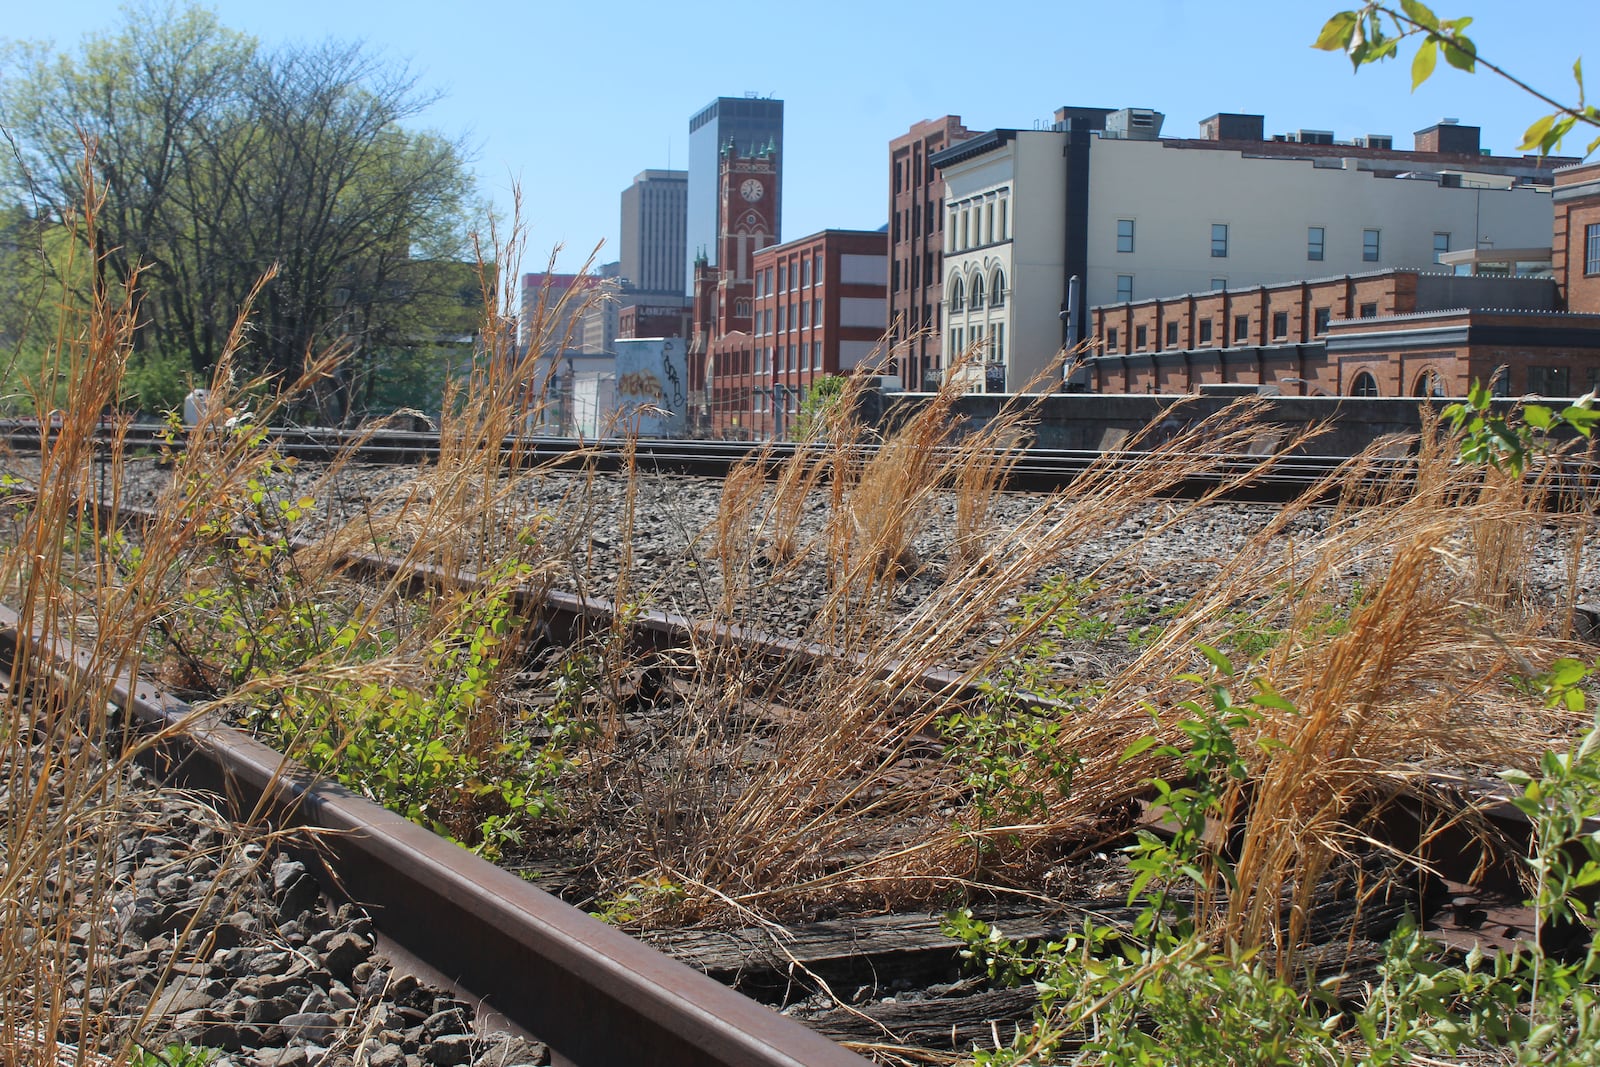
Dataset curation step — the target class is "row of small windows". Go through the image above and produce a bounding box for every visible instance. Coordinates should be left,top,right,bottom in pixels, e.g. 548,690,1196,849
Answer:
752,299,823,336
947,268,1007,312
753,255,824,298
715,343,826,378
946,194,1010,254
1112,221,1447,264
949,322,1006,362
1102,306,1344,353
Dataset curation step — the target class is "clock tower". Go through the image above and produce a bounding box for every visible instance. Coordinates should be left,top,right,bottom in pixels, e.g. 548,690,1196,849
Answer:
688,144,779,433
716,144,778,289
706,144,777,340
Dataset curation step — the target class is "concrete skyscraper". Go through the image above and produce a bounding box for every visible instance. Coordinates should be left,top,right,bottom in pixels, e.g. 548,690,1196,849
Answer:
619,169,687,297
686,95,784,292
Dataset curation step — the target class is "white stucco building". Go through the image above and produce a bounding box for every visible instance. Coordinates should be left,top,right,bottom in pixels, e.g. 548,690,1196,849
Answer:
931,109,1562,391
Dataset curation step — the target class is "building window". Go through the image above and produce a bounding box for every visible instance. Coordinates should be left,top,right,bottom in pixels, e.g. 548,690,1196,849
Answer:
1351,371,1380,397
1359,301,1378,318
1308,226,1325,261
1210,278,1228,291
1586,223,1600,275
735,298,751,317
1233,314,1249,343
1314,307,1331,334
1165,321,1179,348
1116,274,1133,303
994,323,1005,362
813,254,823,285
1106,327,1119,352
1117,218,1135,253
1199,319,1213,343
952,327,963,353
777,264,787,291
1433,232,1450,265
971,274,985,309
1413,369,1447,397
1528,366,1572,395
990,269,1006,306
800,259,810,287
1211,223,1229,258
948,276,964,311
1363,229,1380,262
998,198,1008,240
799,301,808,329
1271,311,1288,339
1135,325,1148,349
813,302,822,327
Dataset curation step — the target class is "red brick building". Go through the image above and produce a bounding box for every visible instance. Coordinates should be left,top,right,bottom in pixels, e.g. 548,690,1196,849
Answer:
889,116,972,391
688,146,779,433
695,229,888,438
618,301,691,341
1087,158,1600,398
1087,269,1600,397
1555,160,1600,315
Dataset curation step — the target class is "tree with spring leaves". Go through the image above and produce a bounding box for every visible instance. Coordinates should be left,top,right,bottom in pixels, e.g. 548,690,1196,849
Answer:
0,4,476,420
1314,2,1597,157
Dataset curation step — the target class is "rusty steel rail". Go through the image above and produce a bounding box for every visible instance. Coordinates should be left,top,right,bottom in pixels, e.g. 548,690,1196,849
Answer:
0,604,869,1067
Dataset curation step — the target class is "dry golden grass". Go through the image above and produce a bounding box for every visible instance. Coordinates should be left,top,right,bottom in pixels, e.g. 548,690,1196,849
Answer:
6,165,1598,1067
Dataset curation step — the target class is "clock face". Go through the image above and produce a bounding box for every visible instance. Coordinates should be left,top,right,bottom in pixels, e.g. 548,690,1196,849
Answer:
740,178,764,202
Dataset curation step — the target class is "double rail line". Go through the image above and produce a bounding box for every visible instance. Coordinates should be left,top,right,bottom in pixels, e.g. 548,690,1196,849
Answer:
0,418,1458,501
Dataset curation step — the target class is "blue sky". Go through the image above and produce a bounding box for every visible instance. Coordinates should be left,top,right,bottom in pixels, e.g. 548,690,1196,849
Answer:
6,1,1592,275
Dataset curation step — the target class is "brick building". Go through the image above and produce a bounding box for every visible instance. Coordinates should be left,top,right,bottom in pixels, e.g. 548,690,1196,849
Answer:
1086,268,1600,398
888,116,972,391
618,300,691,341
696,228,887,438
932,108,1566,391
1555,160,1600,315
689,146,779,434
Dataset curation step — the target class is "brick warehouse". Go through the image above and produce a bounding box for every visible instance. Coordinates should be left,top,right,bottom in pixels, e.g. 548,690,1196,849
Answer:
1085,159,1600,398
696,228,887,438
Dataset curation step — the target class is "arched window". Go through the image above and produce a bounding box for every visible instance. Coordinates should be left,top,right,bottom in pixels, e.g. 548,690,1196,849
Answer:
735,298,751,318
990,269,1007,307
1412,369,1445,397
970,273,985,309
947,275,965,311
1351,371,1380,397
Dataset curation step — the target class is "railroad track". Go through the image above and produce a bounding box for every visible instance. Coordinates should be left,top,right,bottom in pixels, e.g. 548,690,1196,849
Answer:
4,502,1587,1064
15,418,1591,503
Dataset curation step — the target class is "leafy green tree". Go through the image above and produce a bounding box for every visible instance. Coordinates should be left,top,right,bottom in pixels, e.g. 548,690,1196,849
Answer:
0,3,476,419
791,373,847,440
1315,2,1598,156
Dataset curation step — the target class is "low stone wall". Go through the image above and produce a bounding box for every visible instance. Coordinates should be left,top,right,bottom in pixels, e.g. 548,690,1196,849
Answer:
875,391,1583,456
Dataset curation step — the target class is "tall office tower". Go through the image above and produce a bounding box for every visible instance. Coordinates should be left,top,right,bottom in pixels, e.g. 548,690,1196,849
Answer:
686,95,784,292
619,169,687,297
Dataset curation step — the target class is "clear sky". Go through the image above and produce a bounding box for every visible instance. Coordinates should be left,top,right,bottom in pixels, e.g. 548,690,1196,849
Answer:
5,1,1593,277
